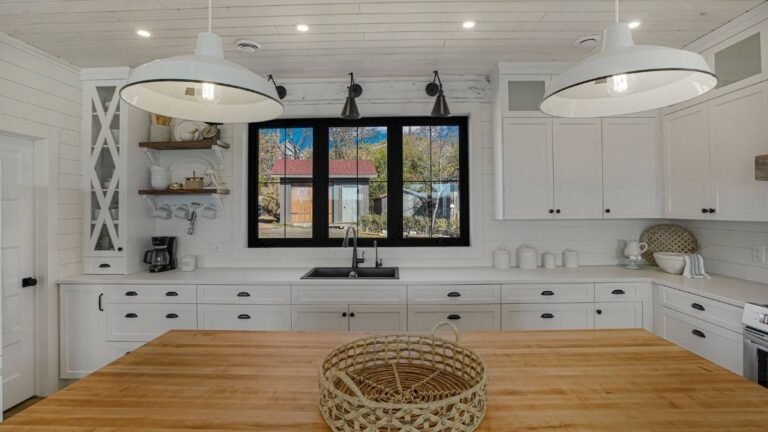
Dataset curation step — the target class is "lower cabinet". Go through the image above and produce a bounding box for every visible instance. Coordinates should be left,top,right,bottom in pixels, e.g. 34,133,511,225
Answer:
197,304,291,331
105,341,146,363
292,304,407,332
106,303,197,342
594,302,643,329
502,303,595,331
60,284,106,379
408,305,501,332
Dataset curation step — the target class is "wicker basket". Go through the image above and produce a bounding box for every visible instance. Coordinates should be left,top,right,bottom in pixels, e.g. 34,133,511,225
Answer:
319,322,488,432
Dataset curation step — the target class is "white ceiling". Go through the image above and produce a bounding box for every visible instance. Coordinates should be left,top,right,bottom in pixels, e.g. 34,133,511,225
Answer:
0,0,763,78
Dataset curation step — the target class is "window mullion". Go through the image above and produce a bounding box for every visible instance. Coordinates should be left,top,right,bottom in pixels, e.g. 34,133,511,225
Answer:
313,126,330,242
388,124,404,243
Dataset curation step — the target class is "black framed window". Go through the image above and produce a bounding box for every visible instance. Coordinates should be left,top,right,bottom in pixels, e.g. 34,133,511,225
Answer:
248,116,469,247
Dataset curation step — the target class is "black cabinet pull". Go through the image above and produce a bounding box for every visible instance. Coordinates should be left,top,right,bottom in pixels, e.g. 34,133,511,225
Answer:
165,291,178,297
447,314,461,320
555,209,561,214
691,303,705,311
708,208,716,214
165,313,178,319
691,329,706,338
611,289,626,295
237,292,251,297
125,291,138,297
596,309,603,315
98,263,111,268
541,313,554,319
117,247,123,252
701,208,708,214
349,312,356,318
540,290,555,296
237,314,251,320
125,313,138,318
548,209,554,214
605,209,611,214
98,293,103,311
342,312,348,318
447,291,461,298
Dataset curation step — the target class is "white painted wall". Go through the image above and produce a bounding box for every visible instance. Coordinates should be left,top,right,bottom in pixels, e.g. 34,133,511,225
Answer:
152,76,660,268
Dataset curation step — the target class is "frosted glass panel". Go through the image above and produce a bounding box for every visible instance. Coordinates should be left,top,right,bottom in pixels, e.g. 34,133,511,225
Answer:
715,33,762,88
507,81,545,111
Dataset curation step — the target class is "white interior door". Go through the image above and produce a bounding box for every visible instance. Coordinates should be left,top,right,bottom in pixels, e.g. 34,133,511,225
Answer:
0,134,35,410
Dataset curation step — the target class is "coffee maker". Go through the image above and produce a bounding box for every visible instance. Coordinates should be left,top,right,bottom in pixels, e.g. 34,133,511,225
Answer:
143,236,177,273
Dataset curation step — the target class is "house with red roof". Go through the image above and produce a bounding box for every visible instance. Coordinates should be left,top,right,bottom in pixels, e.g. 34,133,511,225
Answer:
269,159,378,226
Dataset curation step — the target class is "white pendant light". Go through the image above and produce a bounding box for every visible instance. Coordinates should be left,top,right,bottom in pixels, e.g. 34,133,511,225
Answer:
540,0,717,118
120,0,283,123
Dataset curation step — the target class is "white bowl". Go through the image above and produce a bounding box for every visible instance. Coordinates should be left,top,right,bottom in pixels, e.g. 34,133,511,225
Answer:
653,252,686,274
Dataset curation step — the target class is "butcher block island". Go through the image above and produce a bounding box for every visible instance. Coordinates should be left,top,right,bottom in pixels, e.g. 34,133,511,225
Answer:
3,329,768,431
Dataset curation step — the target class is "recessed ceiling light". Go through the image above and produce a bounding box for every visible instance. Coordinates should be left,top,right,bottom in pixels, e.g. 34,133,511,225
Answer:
235,39,261,53
574,35,601,49
628,21,641,29
462,21,476,29
136,29,151,38
295,24,309,32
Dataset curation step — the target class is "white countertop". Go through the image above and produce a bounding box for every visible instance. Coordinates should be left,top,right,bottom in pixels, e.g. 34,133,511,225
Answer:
57,265,768,307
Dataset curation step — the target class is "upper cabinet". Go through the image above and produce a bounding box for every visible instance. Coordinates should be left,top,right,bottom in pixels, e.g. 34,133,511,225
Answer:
708,22,768,97
500,118,553,219
552,119,604,219
500,75,550,117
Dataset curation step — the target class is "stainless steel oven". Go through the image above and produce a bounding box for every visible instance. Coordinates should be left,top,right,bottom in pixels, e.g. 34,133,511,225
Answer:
743,303,768,388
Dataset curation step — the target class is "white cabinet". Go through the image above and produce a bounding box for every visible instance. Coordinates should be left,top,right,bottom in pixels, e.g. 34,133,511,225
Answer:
291,305,349,331
594,302,642,329
349,305,407,332
60,284,106,379
499,118,553,219
408,305,500,332
500,75,550,117
663,103,711,219
198,305,292,331
502,303,594,331
292,304,406,331
552,119,603,219
81,68,153,274
106,303,197,341
502,283,594,303
407,285,501,304
602,118,658,218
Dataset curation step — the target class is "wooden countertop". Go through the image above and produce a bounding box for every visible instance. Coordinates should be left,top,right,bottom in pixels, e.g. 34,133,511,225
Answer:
4,329,768,431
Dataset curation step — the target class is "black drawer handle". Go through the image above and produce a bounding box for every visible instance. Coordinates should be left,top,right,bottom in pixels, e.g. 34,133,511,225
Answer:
98,263,111,268
125,291,138,297
237,314,251,320
237,292,251,297
165,291,178,297
447,314,461,320
611,289,625,295
692,329,706,338
541,313,554,319
596,309,603,315
541,290,554,296
165,313,178,319
691,303,705,311
125,313,138,318
447,291,461,298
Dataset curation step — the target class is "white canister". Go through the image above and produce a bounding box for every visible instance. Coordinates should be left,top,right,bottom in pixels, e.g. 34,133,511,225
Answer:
516,244,539,270
493,244,511,269
563,249,579,268
542,252,556,269
180,255,197,272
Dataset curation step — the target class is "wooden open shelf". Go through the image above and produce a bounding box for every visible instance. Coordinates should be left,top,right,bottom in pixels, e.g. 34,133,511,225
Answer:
139,188,230,195
139,139,230,150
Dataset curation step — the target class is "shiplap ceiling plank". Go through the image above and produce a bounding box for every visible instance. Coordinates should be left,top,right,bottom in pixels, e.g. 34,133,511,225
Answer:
0,0,762,77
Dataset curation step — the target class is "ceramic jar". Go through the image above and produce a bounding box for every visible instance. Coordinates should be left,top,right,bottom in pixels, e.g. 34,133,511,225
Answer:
563,249,579,268
517,244,539,269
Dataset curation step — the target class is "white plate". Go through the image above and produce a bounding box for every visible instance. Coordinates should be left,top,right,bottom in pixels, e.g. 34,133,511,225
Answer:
173,120,206,141
168,157,214,184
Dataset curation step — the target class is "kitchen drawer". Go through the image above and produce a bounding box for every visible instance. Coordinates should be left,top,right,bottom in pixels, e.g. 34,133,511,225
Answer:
407,305,500,332
292,285,406,305
106,303,197,341
657,285,742,332
197,304,291,330
84,257,126,275
595,283,650,302
106,284,196,304
105,341,145,363
502,284,594,303
407,285,501,304
657,306,742,374
197,285,290,305
502,303,595,331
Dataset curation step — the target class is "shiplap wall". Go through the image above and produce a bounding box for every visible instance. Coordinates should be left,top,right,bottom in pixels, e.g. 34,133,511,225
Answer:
0,32,82,277
154,76,659,268
679,221,768,283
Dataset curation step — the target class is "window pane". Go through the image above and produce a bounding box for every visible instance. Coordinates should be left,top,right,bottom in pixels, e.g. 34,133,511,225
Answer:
403,126,431,182
361,181,387,238
431,126,460,181
403,182,432,238
432,182,460,238
259,128,313,239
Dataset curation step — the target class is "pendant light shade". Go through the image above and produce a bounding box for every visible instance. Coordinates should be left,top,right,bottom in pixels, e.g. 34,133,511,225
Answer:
120,1,283,123
341,72,362,120
540,22,717,118
426,70,451,117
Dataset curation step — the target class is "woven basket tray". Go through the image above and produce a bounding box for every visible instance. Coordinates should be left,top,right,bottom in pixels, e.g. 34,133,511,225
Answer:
319,322,488,432
639,224,699,265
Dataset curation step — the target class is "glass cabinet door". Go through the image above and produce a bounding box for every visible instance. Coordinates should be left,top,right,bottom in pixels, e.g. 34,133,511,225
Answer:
501,75,550,117
87,84,122,254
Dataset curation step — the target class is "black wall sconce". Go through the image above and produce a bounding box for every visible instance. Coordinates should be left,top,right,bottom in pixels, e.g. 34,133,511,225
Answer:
267,74,287,100
341,72,363,119
426,70,451,117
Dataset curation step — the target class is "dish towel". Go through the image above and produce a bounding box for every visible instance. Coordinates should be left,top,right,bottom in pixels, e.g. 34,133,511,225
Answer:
683,254,710,279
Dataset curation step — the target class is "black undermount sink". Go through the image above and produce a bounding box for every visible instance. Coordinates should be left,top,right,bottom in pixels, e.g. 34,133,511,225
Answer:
301,267,400,279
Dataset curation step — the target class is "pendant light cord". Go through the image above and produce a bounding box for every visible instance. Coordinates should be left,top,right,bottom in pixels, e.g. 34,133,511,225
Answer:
208,0,212,32
614,0,619,23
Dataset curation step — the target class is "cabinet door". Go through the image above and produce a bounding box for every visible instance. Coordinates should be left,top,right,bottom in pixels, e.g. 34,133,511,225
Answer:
663,104,711,219
291,305,349,331
500,118,554,219
552,119,603,219
106,303,197,342
709,83,768,221
501,303,594,331
198,304,292,331
500,75,550,117
408,305,500,332
60,284,107,379
602,118,658,218
349,305,407,332
594,302,642,329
